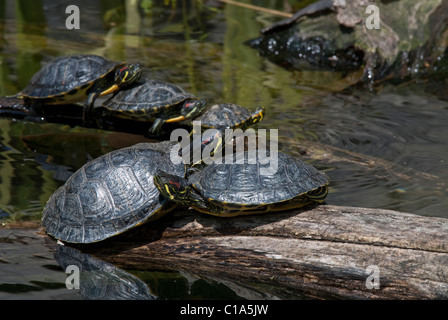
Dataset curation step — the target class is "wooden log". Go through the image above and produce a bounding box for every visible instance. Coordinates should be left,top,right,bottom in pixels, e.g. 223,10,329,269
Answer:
78,204,448,299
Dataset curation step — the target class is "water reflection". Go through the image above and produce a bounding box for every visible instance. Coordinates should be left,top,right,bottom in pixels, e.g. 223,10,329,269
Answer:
54,245,156,300
0,228,76,299
0,228,255,299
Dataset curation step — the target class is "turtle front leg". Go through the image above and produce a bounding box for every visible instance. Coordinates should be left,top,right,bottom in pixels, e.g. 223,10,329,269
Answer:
191,200,223,216
84,77,119,127
148,118,166,136
83,92,100,126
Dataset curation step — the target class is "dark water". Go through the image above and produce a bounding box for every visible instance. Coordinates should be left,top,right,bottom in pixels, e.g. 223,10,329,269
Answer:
0,0,447,299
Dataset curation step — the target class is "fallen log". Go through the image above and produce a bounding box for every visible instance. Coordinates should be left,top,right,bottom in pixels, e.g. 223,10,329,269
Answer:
73,204,448,300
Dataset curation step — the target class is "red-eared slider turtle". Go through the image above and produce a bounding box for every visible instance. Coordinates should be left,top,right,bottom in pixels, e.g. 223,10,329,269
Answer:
98,78,207,135
154,151,329,217
19,54,142,124
194,103,265,131
42,141,185,243
187,103,265,166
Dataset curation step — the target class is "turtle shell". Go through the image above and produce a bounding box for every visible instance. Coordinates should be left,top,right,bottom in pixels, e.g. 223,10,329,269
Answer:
21,54,122,103
195,103,265,130
42,141,186,243
189,151,329,214
101,78,197,120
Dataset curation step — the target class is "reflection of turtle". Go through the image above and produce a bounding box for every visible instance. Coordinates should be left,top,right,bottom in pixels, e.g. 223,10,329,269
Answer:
98,79,207,135
19,54,141,124
54,245,155,300
154,151,329,217
194,103,265,131
42,141,186,243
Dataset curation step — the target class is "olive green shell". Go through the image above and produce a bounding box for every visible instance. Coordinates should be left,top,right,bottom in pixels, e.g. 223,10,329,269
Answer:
189,151,329,213
195,103,265,130
42,141,186,244
101,79,197,120
21,54,122,101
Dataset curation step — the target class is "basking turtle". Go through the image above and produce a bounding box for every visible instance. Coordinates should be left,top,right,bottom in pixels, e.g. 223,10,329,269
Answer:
42,141,186,243
19,54,142,124
154,151,329,217
98,78,207,135
194,103,265,131
187,103,265,166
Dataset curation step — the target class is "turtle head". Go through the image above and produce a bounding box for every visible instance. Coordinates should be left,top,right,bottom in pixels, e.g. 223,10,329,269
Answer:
100,64,142,97
153,171,191,205
251,107,265,124
114,63,142,88
182,99,207,119
165,99,207,124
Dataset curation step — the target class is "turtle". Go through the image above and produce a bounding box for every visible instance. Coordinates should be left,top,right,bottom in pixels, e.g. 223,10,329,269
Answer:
193,103,265,131
97,78,207,135
187,103,265,166
154,151,329,217
19,54,142,125
41,141,186,244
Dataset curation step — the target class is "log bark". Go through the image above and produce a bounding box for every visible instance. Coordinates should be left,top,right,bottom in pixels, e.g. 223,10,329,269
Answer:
76,204,448,299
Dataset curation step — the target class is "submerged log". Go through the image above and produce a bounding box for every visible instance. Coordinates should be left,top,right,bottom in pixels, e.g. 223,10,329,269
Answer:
76,204,448,299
